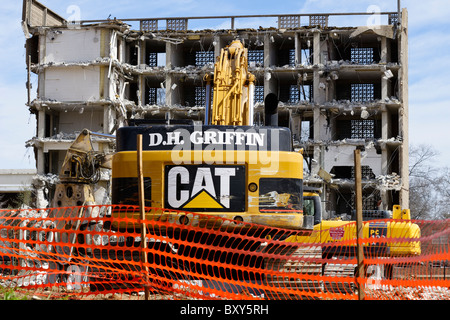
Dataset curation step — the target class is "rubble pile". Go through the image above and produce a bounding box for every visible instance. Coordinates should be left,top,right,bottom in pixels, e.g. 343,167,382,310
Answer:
367,285,450,300
376,173,402,191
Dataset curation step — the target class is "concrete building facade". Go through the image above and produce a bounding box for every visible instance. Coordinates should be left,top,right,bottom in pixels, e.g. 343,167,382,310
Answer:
0,169,36,208
22,0,409,218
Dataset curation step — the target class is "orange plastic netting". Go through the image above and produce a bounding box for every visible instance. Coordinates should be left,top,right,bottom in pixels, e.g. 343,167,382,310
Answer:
0,205,448,300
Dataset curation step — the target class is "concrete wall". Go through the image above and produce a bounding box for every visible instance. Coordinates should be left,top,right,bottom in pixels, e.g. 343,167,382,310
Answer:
59,110,104,133
44,66,101,101
0,169,36,192
323,145,382,177
44,28,103,63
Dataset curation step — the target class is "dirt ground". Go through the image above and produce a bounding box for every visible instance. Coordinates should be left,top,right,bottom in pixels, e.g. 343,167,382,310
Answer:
2,285,449,300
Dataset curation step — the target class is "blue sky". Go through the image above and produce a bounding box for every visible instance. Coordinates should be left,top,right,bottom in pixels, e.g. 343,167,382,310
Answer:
0,0,449,169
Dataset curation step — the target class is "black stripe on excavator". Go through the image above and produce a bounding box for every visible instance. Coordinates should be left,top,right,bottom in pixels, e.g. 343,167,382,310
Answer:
116,125,293,152
111,177,151,206
322,245,390,258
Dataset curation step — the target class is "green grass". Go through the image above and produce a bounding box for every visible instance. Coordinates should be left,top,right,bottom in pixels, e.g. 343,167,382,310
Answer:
0,287,29,300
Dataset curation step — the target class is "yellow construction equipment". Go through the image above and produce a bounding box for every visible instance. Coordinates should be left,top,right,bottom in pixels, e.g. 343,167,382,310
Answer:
290,191,421,257
44,39,421,298
111,39,309,231
110,39,420,258
208,40,255,126
55,39,419,286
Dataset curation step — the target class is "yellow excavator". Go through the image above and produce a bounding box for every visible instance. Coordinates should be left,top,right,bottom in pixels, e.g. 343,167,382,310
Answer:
296,189,420,257
110,38,420,256
108,40,420,290
52,40,419,289
111,40,311,231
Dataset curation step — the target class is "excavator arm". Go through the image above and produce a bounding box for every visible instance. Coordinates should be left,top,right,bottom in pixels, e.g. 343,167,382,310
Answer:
58,129,112,184
52,129,114,207
206,40,256,126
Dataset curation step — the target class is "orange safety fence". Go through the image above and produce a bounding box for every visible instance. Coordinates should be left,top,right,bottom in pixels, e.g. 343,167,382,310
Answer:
0,205,448,300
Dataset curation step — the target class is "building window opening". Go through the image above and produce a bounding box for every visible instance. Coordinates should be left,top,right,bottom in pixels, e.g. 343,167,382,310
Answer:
147,87,166,105
248,50,264,67
300,120,312,141
337,119,380,140
148,52,166,67
351,119,375,139
254,85,264,103
351,47,374,64
351,83,374,102
185,86,208,107
195,51,215,67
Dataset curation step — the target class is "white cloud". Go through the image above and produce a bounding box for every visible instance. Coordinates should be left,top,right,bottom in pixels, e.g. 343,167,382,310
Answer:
408,31,450,82
401,1,450,167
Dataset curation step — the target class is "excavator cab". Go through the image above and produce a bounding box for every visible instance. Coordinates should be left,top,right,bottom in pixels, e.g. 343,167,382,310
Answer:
303,187,322,225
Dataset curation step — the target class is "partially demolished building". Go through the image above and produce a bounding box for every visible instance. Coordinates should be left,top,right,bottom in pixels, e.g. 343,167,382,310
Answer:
22,0,409,217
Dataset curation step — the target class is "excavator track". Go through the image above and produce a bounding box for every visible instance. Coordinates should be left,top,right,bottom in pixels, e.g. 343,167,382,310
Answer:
263,245,323,299
261,243,365,299
322,259,357,294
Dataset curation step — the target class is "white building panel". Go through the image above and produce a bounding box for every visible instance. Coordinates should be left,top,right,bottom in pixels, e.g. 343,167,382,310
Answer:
324,145,382,177
44,66,100,101
0,170,36,192
59,110,104,133
44,28,103,63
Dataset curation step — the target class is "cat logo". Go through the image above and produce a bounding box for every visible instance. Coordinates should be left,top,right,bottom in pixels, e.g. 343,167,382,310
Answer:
164,165,245,212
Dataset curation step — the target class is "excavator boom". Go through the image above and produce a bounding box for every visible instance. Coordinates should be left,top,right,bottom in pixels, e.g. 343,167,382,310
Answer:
209,40,255,126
